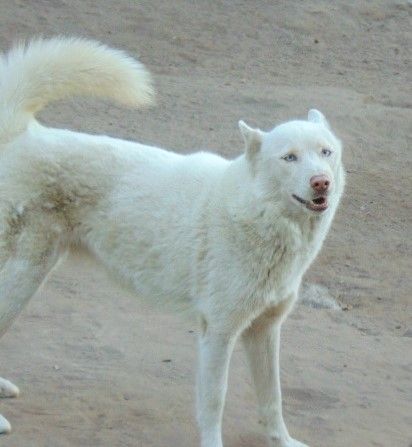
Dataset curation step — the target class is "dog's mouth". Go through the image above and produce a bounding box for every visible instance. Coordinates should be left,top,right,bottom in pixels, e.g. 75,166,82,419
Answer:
292,194,329,212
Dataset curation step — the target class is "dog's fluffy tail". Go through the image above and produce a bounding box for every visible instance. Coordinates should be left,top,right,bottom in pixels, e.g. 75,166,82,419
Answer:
0,36,154,142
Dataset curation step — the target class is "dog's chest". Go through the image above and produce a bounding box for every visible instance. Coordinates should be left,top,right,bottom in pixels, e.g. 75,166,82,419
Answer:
244,223,321,303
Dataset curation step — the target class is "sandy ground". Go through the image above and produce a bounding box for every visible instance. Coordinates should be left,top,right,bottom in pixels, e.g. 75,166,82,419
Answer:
0,1,411,446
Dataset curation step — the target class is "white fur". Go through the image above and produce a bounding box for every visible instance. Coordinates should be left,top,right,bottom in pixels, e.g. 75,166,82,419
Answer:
0,37,345,446
0,414,11,434
0,378,18,434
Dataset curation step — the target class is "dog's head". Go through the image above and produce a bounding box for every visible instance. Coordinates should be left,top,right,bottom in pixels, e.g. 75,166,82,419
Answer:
239,109,344,218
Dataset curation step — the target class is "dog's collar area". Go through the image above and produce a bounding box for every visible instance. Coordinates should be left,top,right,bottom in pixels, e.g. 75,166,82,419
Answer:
292,194,328,212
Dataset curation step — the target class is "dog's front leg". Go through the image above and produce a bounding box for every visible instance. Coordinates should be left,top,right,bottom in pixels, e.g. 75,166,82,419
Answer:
196,324,237,447
242,304,309,447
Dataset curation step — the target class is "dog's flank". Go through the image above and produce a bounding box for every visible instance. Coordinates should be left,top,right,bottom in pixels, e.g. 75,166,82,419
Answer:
0,37,344,447
0,37,154,143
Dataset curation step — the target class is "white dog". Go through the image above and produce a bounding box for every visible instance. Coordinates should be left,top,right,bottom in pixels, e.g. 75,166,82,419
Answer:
0,38,345,446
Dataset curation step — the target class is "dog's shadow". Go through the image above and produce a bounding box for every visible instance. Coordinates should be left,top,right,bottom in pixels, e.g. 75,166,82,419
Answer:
226,433,266,447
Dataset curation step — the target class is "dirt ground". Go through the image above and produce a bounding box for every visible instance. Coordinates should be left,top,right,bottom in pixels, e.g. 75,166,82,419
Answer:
0,1,411,446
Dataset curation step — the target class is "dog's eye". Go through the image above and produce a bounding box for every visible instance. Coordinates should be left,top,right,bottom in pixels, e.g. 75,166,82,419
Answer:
282,153,297,162
321,148,332,157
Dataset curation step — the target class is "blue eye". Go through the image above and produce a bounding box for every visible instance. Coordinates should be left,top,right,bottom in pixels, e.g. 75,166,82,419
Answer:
282,153,297,162
321,148,332,157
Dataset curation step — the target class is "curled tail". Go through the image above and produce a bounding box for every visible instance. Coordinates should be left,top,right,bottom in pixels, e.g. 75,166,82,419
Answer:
0,36,154,142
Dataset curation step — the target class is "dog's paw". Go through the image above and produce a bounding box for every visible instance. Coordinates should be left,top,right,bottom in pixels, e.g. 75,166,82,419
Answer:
0,414,11,434
0,378,19,398
283,440,309,447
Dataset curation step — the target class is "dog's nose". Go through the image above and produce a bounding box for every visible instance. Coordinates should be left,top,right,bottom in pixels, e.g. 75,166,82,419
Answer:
310,175,331,193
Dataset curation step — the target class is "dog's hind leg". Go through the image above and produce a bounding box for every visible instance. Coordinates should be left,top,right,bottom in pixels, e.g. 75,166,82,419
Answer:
0,414,11,434
0,218,63,336
0,378,19,433
0,377,18,433
0,377,19,398
0,211,63,434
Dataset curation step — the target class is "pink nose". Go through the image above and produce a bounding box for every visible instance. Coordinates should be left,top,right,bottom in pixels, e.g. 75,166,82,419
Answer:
310,175,331,193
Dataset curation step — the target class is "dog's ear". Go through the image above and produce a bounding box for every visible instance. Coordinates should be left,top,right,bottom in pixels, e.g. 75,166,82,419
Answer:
238,120,263,162
308,109,330,129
